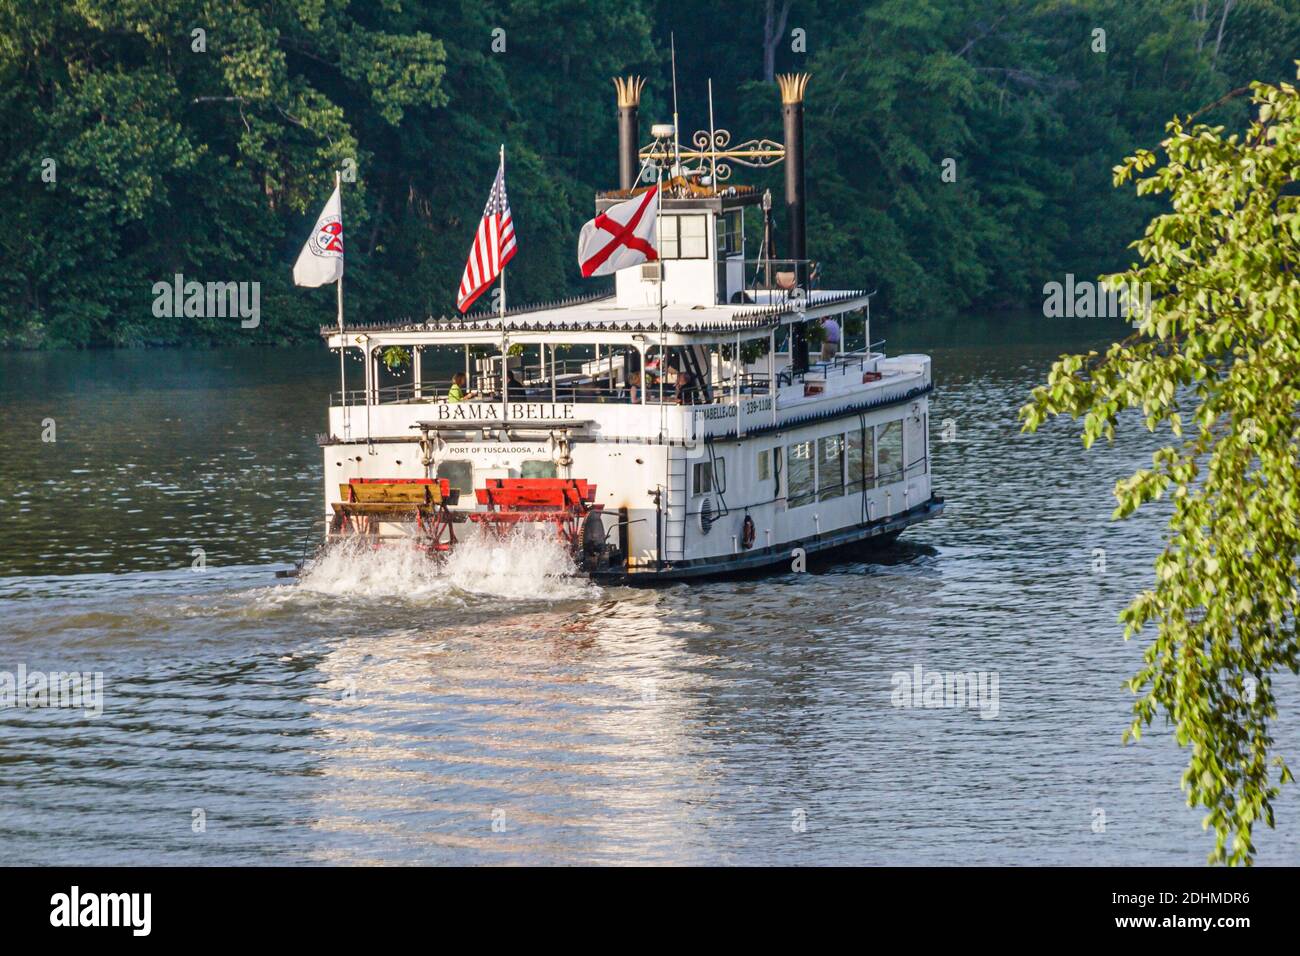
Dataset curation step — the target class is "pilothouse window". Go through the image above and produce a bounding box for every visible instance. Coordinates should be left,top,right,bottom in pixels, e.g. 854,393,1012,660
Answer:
662,215,708,260
716,210,743,256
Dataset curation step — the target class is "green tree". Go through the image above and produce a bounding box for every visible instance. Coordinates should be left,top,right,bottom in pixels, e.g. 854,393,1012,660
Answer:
0,0,448,346
1020,71,1300,865
4,1,1300,348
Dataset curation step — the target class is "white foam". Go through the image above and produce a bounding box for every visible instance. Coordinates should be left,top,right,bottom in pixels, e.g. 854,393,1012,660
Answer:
443,528,598,600
297,529,596,603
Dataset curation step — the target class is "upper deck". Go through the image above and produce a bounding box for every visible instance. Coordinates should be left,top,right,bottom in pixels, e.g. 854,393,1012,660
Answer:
321,333,930,447
319,71,932,447
321,287,871,348
318,282,904,439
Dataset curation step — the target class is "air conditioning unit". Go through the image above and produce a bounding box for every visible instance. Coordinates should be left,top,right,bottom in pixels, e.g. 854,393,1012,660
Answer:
641,262,661,281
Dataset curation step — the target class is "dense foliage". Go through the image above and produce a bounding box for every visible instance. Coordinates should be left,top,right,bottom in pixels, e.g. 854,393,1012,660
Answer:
2,0,1297,347
1022,73,1300,865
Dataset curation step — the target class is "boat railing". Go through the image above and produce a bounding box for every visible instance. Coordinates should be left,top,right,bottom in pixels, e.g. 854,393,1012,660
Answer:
712,372,772,397
331,381,453,406
518,357,626,383
732,258,820,306
332,371,773,408
775,344,885,388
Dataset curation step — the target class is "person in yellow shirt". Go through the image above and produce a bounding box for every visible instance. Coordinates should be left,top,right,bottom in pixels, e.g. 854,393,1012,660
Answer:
447,372,471,403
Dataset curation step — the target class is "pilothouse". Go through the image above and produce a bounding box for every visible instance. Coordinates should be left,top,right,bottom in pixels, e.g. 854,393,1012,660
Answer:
318,72,944,579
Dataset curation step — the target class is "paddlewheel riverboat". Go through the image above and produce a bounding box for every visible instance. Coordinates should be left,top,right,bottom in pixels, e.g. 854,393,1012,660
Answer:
318,73,943,579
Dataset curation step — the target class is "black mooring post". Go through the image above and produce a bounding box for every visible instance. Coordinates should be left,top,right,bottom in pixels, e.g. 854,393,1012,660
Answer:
780,73,811,373
615,76,645,191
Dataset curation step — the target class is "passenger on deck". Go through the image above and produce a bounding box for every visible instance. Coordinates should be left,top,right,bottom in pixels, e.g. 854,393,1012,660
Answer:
676,369,700,405
447,372,471,403
820,317,841,361
627,371,641,404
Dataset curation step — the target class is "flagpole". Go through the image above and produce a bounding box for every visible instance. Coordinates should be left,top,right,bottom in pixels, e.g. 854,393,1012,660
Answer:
657,161,665,423
335,170,346,434
499,144,508,424
665,35,677,421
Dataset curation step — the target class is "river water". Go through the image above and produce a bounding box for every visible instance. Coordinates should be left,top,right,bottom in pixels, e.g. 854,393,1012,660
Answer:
1,313,1296,865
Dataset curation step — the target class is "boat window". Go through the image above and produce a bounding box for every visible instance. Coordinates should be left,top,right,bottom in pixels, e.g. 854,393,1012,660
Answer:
905,412,927,479
680,215,708,258
818,434,845,501
876,420,904,487
521,460,557,479
786,441,815,507
662,214,709,260
438,460,474,498
716,210,743,256
848,426,875,492
757,449,770,483
692,461,713,496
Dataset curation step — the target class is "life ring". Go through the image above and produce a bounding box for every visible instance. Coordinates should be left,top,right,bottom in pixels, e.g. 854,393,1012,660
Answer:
741,514,756,550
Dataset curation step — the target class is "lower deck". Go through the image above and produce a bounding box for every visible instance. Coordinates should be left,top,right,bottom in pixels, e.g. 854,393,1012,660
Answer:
597,495,944,581
321,381,935,578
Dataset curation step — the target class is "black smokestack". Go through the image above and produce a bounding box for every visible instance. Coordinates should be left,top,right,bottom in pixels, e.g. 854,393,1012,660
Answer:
614,76,646,191
779,73,810,372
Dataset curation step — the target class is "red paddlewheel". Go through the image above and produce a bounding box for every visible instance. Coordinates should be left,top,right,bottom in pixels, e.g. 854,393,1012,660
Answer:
328,477,604,555
470,478,602,546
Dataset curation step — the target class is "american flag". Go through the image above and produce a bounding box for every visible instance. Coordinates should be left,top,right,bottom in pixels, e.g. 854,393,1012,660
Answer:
456,154,516,313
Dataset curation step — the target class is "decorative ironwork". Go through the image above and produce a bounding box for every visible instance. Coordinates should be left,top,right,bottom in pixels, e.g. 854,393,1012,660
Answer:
637,80,786,195
637,134,780,196
638,135,785,192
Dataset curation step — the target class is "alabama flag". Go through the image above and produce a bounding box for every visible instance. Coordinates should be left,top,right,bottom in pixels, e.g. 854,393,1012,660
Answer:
577,187,658,277
293,185,344,287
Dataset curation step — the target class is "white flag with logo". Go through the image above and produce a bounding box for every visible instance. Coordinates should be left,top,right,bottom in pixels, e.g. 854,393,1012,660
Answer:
293,186,344,287
577,187,658,277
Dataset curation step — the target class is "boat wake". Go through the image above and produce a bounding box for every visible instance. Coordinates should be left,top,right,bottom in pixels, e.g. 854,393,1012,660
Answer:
296,530,598,603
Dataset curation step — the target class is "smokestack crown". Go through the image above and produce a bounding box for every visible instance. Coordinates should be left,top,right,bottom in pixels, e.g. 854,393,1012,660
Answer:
614,75,646,109
777,72,810,106
614,76,646,191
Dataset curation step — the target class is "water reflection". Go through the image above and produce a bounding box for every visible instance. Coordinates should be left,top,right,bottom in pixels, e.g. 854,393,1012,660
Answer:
1,316,1297,864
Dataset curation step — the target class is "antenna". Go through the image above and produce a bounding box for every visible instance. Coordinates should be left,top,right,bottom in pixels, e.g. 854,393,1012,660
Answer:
670,33,681,176
707,78,717,192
